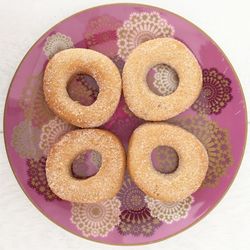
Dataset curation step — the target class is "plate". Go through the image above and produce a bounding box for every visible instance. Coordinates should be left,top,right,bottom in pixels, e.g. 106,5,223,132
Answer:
4,3,247,245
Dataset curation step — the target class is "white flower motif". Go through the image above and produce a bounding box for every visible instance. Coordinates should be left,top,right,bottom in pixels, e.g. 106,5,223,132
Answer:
39,116,74,155
117,12,174,60
43,32,74,58
70,197,121,237
145,195,194,224
152,64,179,95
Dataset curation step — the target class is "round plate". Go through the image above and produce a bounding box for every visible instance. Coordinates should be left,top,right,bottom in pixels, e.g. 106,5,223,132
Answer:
4,3,247,245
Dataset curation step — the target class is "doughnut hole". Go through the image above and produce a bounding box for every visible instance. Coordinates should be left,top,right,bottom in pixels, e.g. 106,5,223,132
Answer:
151,145,179,174
146,64,179,96
67,73,99,106
71,150,102,179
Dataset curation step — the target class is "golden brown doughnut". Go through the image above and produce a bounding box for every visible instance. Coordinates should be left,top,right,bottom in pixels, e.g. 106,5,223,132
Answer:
46,129,126,203
128,123,208,202
123,38,202,121
43,48,122,128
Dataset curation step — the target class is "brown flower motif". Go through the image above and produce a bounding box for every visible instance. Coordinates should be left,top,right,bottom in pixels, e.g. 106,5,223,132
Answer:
192,68,232,114
117,175,162,236
67,74,99,106
169,115,233,187
151,146,179,174
27,157,60,201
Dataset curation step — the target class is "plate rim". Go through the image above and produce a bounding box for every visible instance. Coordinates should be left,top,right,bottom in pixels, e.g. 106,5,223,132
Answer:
3,2,248,246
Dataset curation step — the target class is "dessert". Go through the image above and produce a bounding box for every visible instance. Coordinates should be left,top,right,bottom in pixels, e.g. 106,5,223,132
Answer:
122,38,202,121
46,129,126,203
127,123,208,202
43,48,122,128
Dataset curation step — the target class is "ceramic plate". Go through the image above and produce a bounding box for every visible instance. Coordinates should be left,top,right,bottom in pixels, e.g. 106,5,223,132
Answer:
4,3,247,245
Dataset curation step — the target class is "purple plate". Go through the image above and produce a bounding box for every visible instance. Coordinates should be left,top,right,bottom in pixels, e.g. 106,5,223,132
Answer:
4,3,247,245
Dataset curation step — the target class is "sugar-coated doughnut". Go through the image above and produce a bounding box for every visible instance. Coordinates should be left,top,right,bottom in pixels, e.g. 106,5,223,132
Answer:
128,123,208,202
43,48,122,128
123,38,202,121
46,129,126,203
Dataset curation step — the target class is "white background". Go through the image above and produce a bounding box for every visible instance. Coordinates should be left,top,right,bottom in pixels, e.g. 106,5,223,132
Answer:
0,0,250,249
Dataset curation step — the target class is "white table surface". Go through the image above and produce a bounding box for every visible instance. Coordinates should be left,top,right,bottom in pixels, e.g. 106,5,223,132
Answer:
0,0,250,249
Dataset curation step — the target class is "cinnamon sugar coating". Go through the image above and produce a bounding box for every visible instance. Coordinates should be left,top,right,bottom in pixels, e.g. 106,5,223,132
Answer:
46,129,126,203
128,123,208,202
43,48,122,128
123,38,202,121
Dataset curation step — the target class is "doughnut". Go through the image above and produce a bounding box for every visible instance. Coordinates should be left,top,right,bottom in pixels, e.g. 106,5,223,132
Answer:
46,129,126,203
43,48,122,128
123,38,202,121
128,123,208,202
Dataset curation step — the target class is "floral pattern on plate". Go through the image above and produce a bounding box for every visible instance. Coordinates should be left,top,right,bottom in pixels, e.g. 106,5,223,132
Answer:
145,196,194,224
84,15,122,56
169,115,233,187
117,12,174,60
11,120,42,160
117,176,162,236
71,197,121,237
43,32,74,58
67,73,99,106
27,156,60,201
39,116,75,156
151,64,179,96
71,150,102,179
192,68,232,115
151,146,179,174
111,55,125,74
19,73,54,128
4,4,246,245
